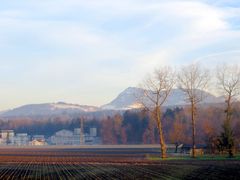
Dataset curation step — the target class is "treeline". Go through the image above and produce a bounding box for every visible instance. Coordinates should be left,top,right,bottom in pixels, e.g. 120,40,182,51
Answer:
100,104,240,149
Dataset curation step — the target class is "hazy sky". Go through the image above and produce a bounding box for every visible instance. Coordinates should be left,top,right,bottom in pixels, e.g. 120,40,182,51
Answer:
0,0,240,110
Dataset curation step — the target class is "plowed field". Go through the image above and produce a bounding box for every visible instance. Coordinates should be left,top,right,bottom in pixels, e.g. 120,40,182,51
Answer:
0,146,239,179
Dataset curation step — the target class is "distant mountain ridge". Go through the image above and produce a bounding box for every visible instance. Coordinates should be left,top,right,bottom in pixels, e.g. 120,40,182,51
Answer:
101,87,224,110
1,102,99,117
1,87,224,117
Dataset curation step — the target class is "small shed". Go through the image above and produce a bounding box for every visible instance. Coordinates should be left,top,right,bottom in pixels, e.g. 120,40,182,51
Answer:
29,139,46,146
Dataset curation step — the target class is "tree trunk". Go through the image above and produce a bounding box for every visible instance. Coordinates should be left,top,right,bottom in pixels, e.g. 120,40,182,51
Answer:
226,96,232,123
191,102,196,158
226,96,234,158
156,106,167,159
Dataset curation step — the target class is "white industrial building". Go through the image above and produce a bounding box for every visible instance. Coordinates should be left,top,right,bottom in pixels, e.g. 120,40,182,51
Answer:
0,127,99,146
73,128,81,145
90,128,97,137
49,129,74,145
49,127,98,145
14,133,30,146
0,130,15,145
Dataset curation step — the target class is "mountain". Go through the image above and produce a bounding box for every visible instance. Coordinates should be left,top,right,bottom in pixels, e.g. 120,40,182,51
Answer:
1,87,225,117
1,102,99,117
101,87,144,110
101,87,224,110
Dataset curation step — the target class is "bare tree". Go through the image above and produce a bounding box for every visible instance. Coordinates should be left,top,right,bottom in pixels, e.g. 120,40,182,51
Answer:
178,63,209,158
217,64,240,157
140,66,175,159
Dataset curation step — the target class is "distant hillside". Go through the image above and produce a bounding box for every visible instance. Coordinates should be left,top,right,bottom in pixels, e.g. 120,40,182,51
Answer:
1,102,99,117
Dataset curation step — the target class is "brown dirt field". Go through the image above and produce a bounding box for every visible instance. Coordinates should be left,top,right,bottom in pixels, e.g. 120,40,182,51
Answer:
0,147,239,179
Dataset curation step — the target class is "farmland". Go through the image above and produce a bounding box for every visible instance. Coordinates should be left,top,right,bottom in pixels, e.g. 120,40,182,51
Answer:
0,146,239,179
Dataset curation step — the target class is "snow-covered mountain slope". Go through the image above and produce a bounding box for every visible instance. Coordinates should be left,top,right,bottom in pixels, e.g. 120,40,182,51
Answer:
1,102,99,117
101,87,145,110
101,87,224,110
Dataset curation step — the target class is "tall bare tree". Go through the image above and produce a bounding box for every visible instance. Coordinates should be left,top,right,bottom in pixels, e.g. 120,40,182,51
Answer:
178,63,209,158
217,64,240,157
140,66,175,159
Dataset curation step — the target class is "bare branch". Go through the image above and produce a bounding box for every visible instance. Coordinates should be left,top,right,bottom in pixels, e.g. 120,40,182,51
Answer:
178,63,210,105
217,64,240,100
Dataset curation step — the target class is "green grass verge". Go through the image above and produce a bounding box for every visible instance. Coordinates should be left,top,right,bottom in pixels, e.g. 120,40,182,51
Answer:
146,154,240,161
